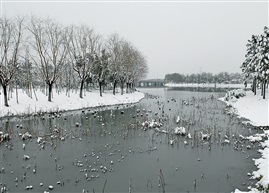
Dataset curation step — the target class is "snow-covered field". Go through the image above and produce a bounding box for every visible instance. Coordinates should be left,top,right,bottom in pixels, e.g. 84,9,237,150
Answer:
220,89,269,192
0,89,145,117
165,82,247,89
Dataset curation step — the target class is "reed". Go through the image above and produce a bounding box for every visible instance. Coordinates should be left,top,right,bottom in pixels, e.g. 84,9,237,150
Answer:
102,179,107,193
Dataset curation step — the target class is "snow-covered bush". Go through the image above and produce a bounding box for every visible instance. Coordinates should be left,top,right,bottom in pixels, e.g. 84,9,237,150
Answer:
224,89,246,102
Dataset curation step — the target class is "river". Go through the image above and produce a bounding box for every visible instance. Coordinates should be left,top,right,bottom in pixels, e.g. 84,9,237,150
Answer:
0,88,260,192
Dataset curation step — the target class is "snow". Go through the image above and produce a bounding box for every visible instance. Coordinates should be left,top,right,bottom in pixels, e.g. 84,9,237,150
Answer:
234,188,260,193
0,89,145,117
200,132,211,140
220,89,268,126
174,126,186,135
220,89,269,192
252,139,269,188
176,115,180,124
246,135,263,142
141,120,162,130
223,89,246,102
37,137,43,143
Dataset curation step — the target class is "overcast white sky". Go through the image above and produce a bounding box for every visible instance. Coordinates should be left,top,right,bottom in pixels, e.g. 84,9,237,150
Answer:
2,0,268,79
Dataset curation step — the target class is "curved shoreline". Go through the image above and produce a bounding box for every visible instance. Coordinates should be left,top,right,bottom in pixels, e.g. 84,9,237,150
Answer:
0,89,145,119
219,89,269,192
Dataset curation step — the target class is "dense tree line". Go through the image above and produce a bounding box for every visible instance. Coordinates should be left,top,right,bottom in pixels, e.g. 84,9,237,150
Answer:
241,26,268,99
165,72,244,84
0,16,148,106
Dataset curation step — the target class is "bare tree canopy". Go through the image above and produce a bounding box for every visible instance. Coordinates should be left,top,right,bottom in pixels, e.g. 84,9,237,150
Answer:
106,34,148,95
28,16,68,102
65,25,101,98
0,16,24,106
0,15,148,106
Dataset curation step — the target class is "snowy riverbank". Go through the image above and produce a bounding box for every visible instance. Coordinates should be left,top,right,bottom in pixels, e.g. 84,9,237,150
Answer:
0,89,145,118
219,89,269,192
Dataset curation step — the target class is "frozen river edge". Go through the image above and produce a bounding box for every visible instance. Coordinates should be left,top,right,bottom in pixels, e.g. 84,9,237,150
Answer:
0,89,145,118
219,89,269,193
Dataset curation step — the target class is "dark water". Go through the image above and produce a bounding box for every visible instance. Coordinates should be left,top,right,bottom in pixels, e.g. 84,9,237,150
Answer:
0,88,260,192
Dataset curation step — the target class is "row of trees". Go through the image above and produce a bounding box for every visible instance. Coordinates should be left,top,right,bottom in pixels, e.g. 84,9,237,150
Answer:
241,26,268,99
165,72,244,84
0,16,148,106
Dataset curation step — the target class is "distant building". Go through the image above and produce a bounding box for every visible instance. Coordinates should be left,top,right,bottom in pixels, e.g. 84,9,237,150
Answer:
138,79,165,87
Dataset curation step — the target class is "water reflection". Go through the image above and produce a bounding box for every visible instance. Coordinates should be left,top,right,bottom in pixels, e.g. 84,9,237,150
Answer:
166,86,233,93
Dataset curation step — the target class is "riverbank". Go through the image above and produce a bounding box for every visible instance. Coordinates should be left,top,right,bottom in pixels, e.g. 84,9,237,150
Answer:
219,89,268,192
0,89,145,118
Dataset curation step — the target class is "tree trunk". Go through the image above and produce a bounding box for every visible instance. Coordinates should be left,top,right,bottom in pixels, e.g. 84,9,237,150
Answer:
16,81,19,104
113,81,117,95
67,79,71,97
254,79,257,95
48,83,53,102
126,83,129,94
130,83,134,93
120,81,124,95
99,81,102,97
8,82,12,99
79,79,84,98
253,78,256,95
29,82,32,98
32,83,38,101
102,82,104,92
263,80,266,99
261,81,264,96
251,82,254,92
2,84,9,107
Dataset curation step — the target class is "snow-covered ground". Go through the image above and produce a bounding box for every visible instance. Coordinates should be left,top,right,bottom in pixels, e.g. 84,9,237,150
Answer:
220,89,269,192
220,89,268,127
165,82,247,89
0,89,145,117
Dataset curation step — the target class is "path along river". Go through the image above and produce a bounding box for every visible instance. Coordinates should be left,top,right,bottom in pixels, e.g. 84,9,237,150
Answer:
0,87,261,192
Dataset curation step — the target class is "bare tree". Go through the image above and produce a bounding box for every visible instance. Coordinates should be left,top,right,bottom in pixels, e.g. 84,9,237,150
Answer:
28,16,67,102
106,33,125,95
129,50,148,92
65,25,101,98
125,48,147,93
107,35,148,95
0,16,24,107
20,46,34,98
116,41,131,95
92,49,110,97
112,40,148,94
120,41,136,94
